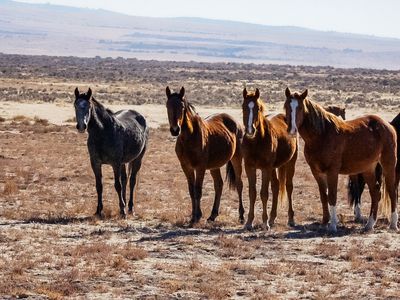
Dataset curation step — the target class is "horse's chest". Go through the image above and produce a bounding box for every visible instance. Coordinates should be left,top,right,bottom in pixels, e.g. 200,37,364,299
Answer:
242,140,275,168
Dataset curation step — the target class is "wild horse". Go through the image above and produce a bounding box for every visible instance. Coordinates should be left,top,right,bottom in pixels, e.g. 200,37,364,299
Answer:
348,113,400,221
241,88,298,230
74,87,149,218
284,87,398,232
165,86,244,224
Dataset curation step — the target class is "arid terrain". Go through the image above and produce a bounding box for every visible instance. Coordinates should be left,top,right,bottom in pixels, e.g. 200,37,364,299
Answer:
0,54,400,299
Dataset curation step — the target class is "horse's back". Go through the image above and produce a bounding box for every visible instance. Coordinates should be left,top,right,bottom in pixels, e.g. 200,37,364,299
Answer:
205,113,243,138
114,109,148,133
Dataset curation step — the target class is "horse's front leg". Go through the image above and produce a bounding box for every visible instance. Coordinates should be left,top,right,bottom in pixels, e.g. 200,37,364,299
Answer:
327,172,339,233
90,159,103,218
208,168,223,222
245,164,257,230
180,163,196,224
269,169,279,227
260,169,272,230
310,168,329,227
112,163,126,218
193,168,206,223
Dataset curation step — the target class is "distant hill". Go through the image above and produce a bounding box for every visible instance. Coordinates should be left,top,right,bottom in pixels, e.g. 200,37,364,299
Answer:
1,0,400,69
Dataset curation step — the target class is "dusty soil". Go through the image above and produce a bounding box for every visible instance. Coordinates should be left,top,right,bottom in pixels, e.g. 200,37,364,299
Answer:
0,54,399,299
0,110,399,299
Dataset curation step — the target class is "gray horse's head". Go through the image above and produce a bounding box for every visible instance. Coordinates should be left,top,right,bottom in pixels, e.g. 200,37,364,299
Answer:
74,87,92,133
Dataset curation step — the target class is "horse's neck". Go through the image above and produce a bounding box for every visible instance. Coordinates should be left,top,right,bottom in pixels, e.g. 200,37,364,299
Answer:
88,100,113,133
180,109,201,140
298,112,321,144
255,113,270,140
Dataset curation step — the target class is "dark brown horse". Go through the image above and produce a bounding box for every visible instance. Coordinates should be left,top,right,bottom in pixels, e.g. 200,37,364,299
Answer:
241,88,298,230
325,105,346,120
284,87,398,232
165,86,244,224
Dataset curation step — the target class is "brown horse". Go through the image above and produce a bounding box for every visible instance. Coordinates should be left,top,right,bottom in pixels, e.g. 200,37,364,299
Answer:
325,105,346,120
284,87,398,232
165,86,244,224
241,88,298,230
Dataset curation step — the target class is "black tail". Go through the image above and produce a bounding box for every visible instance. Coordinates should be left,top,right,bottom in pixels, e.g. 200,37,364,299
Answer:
347,174,365,208
347,164,383,207
226,161,236,190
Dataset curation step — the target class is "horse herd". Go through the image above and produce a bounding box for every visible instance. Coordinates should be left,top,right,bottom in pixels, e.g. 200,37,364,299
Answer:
73,86,400,233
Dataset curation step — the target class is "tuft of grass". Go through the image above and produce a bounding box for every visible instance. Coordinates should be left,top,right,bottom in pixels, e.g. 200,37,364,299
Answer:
34,116,49,126
3,179,18,195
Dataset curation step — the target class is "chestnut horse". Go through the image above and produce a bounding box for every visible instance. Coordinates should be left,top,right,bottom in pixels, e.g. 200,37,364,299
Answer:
165,86,244,224
242,88,298,230
324,105,366,221
284,87,398,232
348,113,400,221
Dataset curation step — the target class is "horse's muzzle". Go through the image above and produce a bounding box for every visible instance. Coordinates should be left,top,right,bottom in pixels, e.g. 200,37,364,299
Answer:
170,126,180,136
76,124,86,133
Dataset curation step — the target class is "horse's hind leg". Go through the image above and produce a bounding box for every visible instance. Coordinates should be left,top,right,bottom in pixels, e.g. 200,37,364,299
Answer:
112,163,126,218
231,155,244,223
208,168,223,222
128,149,146,214
91,160,103,218
362,169,381,231
348,174,365,223
121,163,128,207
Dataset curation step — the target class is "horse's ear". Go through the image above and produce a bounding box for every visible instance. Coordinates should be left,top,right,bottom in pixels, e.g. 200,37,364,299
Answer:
87,88,92,99
285,87,291,98
300,89,308,100
255,88,260,99
179,87,185,98
166,86,171,98
74,87,79,98
243,88,247,98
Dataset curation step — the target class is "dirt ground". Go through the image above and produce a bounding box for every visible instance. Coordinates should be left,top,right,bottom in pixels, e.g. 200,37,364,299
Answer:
0,104,399,299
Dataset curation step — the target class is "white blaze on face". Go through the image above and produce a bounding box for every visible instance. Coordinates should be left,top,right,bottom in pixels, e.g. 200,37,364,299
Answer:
290,98,298,135
247,101,255,134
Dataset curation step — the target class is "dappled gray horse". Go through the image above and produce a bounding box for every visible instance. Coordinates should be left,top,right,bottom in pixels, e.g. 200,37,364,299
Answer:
74,87,149,217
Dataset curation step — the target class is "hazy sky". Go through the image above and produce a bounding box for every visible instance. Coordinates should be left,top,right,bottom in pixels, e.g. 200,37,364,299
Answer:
16,0,400,39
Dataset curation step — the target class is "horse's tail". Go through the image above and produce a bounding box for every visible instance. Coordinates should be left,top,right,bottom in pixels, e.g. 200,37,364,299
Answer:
226,161,236,190
277,166,287,206
347,174,364,208
380,166,393,221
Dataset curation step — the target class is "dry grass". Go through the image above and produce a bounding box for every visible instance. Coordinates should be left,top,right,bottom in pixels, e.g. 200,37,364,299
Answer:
0,108,399,298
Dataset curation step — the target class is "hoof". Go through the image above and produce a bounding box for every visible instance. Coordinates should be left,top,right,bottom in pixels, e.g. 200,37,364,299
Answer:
261,222,270,231
328,223,337,233
128,208,134,215
389,224,399,231
244,223,253,231
354,217,363,224
94,211,104,219
207,215,217,222
287,220,296,227
268,220,275,228
239,217,245,225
